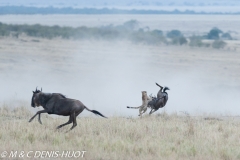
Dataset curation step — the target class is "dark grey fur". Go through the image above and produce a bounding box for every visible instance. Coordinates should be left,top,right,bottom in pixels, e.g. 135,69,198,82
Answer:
148,83,170,114
29,88,107,131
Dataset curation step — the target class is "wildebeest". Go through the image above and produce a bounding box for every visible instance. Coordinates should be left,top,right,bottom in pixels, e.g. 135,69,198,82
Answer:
29,88,107,131
148,83,170,114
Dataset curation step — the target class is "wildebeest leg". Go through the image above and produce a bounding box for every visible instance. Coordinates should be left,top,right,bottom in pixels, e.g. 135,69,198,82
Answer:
69,112,77,130
38,110,48,124
38,113,42,124
156,83,162,88
149,108,155,115
29,110,47,123
149,108,158,115
56,115,73,129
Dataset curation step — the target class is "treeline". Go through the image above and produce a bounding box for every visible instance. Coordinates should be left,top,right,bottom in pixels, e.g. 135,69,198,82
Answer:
0,6,239,15
0,20,233,48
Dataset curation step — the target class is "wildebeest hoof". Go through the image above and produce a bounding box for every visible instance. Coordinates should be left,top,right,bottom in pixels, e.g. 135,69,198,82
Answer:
38,119,42,124
56,126,62,129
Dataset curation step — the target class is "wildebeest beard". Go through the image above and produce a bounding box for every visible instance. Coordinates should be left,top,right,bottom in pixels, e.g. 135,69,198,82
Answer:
31,88,42,107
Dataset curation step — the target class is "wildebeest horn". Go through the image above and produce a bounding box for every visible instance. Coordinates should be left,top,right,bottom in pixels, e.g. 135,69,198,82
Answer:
35,87,38,92
41,88,42,91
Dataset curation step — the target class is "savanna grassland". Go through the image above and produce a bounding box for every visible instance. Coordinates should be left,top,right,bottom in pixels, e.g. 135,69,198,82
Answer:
0,15,240,160
1,106,240,160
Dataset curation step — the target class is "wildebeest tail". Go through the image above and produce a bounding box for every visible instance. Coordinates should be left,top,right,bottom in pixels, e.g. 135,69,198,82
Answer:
127,106,140,109
91,110,107,118
84,106,107,118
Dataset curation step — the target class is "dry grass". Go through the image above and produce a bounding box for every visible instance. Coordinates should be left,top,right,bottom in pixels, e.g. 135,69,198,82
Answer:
0,106,240,160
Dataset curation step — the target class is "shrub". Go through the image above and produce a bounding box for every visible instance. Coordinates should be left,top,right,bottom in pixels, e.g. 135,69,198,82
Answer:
171,36,187,45
130,30,167,45
0,22,10,36
0,22,230,49
151,29,163,36
189,36,210,47
212,40,226,49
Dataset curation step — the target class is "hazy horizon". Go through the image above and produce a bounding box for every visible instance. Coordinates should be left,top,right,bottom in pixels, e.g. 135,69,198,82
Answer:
0,0,239,13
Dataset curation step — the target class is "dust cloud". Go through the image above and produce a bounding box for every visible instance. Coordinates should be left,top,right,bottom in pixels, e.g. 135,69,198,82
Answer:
1,39,240,117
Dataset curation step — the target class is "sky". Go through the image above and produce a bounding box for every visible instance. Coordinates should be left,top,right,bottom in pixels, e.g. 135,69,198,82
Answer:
0,0,239,8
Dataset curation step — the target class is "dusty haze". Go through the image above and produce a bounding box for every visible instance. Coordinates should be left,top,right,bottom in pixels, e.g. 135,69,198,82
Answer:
0,15,240,39
0,15,240,117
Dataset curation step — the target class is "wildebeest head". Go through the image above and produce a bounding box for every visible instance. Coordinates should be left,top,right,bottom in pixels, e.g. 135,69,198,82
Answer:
31,87,42,108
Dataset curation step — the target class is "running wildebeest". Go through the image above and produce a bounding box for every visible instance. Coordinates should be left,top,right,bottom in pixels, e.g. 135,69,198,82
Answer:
148,83,170,115
29,88,107,131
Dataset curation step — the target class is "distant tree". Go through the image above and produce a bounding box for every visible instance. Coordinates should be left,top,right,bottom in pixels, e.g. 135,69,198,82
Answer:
167,30,182,38
151,29,163,36
207,27,223,40
212,27,223,34
221,32,232,40
123,20,139,30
